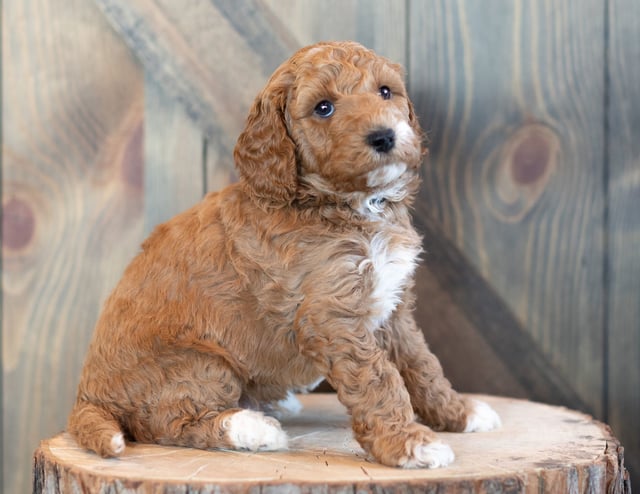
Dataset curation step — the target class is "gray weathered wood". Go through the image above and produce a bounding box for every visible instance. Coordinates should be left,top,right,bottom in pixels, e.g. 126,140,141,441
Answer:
607,0,640,484
413,213,592,412
144,78,204,235
1,1,145,492
263,0,406,64
409,0,605,417
93,0,298,150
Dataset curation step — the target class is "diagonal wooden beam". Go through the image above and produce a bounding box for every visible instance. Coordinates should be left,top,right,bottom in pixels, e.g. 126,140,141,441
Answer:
210,0,299,74
93,0,299,145
413,206,593,414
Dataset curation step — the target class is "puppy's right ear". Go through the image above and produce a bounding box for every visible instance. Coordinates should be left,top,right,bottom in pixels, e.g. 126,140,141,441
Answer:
234,69,297,204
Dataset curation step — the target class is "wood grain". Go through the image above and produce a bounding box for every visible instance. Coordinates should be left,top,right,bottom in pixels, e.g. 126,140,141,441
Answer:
607,0,640,486
203,137,239,194
413,213,592,412
263,0,407,64
414,265,530,399
1,0,145,492
409,0,606,417
144,78,204,235
33,394,630,493
93,0,298,152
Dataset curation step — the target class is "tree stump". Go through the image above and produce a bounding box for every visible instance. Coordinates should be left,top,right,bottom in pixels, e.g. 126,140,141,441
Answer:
34,394,630,493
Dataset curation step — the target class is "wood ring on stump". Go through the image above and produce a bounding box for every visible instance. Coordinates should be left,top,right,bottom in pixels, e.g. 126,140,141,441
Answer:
33,394,630,493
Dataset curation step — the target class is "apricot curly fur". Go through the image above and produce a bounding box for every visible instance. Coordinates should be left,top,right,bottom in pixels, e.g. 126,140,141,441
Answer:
67,41,476,467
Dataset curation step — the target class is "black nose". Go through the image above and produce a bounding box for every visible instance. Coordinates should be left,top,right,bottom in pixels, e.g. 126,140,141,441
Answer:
367,128,396,153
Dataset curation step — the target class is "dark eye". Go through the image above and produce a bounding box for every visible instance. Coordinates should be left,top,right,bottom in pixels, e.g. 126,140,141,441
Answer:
379,86,392,100
314,100,335,118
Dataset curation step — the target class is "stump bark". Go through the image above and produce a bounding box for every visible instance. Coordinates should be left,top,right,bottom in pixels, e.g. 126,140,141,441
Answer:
33,394,630,493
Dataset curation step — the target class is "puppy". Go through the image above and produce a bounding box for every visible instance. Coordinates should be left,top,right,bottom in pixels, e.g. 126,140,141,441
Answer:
68,41,500,468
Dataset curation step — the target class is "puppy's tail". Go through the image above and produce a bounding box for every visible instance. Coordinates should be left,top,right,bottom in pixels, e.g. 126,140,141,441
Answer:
67,400,126,457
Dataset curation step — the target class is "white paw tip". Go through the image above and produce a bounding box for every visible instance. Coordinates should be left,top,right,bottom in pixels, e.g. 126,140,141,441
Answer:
404,441,455,469
110,432,125,455
225,410,288,451
464,400,502,432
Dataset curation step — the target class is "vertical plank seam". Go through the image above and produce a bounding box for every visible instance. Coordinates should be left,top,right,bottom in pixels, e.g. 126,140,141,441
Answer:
602,0,611,424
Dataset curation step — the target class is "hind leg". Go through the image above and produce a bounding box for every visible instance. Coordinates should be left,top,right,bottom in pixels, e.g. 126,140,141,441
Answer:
67,401,126,457
130,353,288,451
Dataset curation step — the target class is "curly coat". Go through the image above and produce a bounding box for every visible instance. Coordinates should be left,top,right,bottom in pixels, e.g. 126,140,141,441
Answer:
67,41,498,468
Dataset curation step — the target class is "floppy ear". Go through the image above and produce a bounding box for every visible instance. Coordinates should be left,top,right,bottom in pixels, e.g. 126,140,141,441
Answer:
234,71,297,204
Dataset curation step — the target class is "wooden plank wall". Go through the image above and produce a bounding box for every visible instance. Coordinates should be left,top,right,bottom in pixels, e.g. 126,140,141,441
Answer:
411,0,606,414
2,0,638,492
2,1,145,492
409,0,605,415
608,0,640,483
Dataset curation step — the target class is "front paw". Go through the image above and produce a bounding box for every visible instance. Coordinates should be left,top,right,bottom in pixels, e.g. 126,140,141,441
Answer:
402,440,455,469
370,423,454,469
464,399,501,432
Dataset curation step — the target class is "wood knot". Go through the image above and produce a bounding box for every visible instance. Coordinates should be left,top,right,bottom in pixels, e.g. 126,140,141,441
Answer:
3,196,36,251
485,123,559,223
511,131,551,185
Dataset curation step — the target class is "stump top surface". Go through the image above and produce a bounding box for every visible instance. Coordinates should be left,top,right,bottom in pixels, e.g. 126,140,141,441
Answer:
37,394,621,491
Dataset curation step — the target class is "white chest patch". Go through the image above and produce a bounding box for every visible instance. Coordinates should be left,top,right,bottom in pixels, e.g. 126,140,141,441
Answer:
362,232,421,327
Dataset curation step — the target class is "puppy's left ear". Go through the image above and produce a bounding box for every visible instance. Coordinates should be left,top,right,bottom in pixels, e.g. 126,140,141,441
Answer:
234,69,297,204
